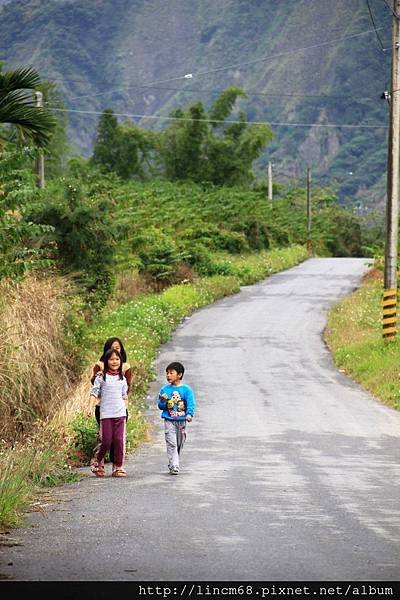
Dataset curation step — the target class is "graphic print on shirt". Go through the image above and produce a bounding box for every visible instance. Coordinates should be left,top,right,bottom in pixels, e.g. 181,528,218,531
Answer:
166,390,186,418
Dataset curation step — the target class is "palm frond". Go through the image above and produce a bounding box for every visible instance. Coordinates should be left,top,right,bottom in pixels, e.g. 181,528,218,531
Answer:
0,67,41,96
0,67,56,146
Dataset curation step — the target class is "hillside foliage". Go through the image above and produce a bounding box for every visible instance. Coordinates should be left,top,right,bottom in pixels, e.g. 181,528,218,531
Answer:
0,0,391,208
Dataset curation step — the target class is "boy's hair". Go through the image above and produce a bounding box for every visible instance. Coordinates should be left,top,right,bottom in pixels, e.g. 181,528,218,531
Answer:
103,348,123,380
166,361,185,378
100,336,127,363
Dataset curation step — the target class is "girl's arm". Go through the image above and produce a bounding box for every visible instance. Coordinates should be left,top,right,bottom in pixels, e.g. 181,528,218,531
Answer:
122,379,128,409
123,364,132,394
88,372,102,416
88,394,98,416
90,362,102,385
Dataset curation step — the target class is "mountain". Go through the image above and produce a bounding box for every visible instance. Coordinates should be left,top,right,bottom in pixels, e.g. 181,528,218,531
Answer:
0,0,392,210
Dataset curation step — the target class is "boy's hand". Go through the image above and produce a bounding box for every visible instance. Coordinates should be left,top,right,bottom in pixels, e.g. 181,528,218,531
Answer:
186,415,193,422
159,393,168,400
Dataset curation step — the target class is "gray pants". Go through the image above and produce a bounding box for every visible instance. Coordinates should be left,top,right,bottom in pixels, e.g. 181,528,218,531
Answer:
164,419,186,469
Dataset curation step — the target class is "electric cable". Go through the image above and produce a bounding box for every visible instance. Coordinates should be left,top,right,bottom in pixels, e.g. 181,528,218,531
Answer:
44,80,384,102
69,26,387,101
49,106,388,129
366,0,388,49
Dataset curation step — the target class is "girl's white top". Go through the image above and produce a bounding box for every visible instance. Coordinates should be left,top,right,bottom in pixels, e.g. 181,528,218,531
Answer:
91,372,128,419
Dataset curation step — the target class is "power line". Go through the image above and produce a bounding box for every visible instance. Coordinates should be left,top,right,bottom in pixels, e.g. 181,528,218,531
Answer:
381,0,399,18
69,26,387,101
49,107,388,129
108,84,383,102
366,0,388,49
44,79,384,102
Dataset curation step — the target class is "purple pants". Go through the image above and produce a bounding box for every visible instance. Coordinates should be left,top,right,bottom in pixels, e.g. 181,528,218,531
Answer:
96,417,126,468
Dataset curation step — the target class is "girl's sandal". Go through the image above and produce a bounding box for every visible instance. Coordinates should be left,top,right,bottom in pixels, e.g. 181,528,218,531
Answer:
112,468,126,478
92,464,105,477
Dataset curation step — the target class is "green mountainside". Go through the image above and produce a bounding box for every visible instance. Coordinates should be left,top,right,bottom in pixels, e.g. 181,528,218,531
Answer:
0,0,392,209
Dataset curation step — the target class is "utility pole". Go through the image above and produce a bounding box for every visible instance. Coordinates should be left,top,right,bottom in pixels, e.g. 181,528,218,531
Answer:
383,0,400,341
306,166,312,252
268,161,273,201
35,91,45,189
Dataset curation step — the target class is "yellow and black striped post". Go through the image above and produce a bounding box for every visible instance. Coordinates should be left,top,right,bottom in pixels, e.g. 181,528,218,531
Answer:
383,288,397,340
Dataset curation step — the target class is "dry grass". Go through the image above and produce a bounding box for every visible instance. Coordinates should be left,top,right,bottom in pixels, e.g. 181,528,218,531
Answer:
0,274,77,443
109,266,196,309
108,271,152,309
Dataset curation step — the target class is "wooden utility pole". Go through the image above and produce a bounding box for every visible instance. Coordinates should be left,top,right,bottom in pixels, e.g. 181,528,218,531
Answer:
268,161,273,201
383,0,400,341
306,166,312,251
35,91,45,189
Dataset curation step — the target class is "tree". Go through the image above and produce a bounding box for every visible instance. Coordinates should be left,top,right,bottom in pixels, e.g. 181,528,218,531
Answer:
0,65,56,146
160,103,208,181
91,109,155,180
91,108,119,172
158,86,274,186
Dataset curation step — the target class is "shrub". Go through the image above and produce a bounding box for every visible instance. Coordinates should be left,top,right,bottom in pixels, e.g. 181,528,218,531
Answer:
27,178,116,314
132,227,188,283
68,414,98,464
182,224,249,253
0,146,55,281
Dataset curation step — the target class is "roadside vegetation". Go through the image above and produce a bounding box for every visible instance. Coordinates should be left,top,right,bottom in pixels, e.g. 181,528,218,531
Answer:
0,63,385,531
325,264,400,411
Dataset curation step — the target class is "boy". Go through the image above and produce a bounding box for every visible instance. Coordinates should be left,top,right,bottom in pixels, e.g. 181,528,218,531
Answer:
157,361,196,475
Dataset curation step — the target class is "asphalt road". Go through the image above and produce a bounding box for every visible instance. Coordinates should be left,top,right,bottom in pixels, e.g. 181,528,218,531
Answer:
1,257,400,582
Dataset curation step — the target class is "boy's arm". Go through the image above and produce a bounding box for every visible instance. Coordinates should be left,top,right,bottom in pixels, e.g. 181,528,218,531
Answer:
157,388,168,410
185,386,196,421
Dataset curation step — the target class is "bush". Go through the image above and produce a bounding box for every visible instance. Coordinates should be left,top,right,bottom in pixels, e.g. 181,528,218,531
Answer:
132,227,188,283
27,178,116,314
235,218,270,250
68,414,98,464
182,224,249,253
0,146,55,281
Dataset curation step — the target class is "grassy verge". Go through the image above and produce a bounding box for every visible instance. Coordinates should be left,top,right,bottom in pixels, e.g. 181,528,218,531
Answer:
0,244,308,531
0,428,79,529
325,268,400,411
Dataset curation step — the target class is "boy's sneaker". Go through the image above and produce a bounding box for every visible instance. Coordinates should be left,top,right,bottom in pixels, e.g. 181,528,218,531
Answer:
169,466,179,475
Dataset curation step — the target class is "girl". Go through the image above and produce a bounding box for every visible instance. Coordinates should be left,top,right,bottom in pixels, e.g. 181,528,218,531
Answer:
90,337,132,469
89,348,128,477
90,336,132,394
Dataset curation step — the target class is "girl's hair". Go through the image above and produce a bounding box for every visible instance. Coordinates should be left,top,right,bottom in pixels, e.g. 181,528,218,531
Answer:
103,348,123,380
100,337,127,363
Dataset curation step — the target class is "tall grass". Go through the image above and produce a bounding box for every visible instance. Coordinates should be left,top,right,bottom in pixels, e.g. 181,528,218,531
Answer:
0,275,78,443
0,427,79,529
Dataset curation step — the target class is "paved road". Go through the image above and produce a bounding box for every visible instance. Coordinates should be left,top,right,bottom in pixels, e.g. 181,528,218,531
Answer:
1,257,400,582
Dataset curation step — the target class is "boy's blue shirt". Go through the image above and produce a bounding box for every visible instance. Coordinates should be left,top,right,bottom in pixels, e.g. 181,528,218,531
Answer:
157,383,196,421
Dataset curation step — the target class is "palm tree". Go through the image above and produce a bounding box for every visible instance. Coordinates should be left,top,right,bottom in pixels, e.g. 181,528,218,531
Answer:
0,66,56,146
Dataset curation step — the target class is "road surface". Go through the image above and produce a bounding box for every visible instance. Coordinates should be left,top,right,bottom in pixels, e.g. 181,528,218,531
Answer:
1,257,400,582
